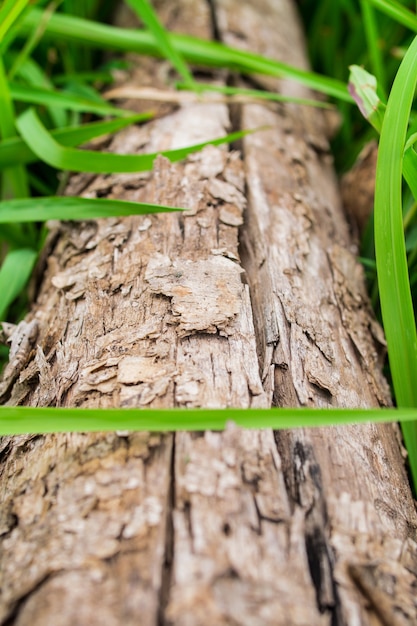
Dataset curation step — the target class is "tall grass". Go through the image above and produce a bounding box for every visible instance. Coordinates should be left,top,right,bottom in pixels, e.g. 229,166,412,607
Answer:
1,0,417,487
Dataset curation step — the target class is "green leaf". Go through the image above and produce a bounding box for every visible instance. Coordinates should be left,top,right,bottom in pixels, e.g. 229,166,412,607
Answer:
348,65,386,132
18,8,352,102
0,54,29,198
0,406,416,435
358,0,386,97
0,113,152,170
0,247,37,319
176,81,334,109
9,82,135,117
16,108,258,174
125,0,197,90
367,0,417,32
403,140,417,202
0,0,31,42
0,196,183,223
374,34,417,486
10,56,67,128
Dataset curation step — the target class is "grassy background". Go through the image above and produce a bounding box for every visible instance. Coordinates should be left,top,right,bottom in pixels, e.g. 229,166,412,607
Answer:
1,0,417,486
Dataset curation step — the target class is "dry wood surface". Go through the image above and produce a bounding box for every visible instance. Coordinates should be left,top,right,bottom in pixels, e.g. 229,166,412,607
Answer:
1,1,417,625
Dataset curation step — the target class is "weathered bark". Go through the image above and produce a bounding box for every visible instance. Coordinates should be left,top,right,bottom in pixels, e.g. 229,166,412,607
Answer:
1,1,417,625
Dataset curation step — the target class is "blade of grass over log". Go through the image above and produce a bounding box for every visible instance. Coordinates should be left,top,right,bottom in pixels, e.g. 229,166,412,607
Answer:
18,8,351,102
0,406,416,435
175,82,334,109
367,0,417,32
0,196,183,223
0,113,151,169
16,108,260,174
0,247,37,320
374,34,417,486
125,0,197,90
104,84,333,109
9,82,136,117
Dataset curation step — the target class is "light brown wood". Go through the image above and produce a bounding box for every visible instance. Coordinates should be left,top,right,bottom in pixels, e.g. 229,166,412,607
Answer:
1,1,416,625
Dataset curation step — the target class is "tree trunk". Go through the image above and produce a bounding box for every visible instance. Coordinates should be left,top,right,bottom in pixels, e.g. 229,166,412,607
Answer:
1,1,417,625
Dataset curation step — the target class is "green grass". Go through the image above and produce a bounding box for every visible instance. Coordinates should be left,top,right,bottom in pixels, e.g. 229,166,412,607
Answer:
1,0,417,489
0,406,417,435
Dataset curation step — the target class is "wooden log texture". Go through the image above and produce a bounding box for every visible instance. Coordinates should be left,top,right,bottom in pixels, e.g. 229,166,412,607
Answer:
1,1,417,625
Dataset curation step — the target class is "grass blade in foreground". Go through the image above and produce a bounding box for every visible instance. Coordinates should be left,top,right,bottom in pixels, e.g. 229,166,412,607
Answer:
16,108,259,174
374,35,417,487
0,406,416,435
0,197,183,223
0,247,37,319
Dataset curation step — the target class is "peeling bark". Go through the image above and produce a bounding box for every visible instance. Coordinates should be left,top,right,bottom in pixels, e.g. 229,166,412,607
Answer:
1,1,417,625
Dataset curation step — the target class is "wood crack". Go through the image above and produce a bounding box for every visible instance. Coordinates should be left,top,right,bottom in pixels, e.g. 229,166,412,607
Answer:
158,436,176,626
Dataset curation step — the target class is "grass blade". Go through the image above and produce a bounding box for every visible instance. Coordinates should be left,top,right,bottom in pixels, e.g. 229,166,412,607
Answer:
0,196,183,223
359,0,386,97
11,56,68,128
403,141,417,201
367,0,417,32
7,0,61,80
125,0,196,90
0,0,31,42
0,406,416,435
0,247,37,319
16,108,258,174
374,34,417,485
9,82,135,117
18,8,352,102
0,113,151,169
0,55,29,198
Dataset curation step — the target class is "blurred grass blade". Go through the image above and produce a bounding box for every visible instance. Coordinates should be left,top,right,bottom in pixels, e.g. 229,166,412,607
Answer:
0,57,16,139
0,247,37,320
374,34,417,486
0,0,31,42
9,82,135,117
16,108,258,174
0,406,416,435
7,0,61,80
11,56,67,127
367,0,417,31
175,81,334,108
348,65,386,132
0,113,151,169
125,0,196,90
358,0,386,97
18,8,351,102
0,55,29,198
403,140,417,201
0,196,183,223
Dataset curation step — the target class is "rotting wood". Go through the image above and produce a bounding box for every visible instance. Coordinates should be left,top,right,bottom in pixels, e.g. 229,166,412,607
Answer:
1,1,417,625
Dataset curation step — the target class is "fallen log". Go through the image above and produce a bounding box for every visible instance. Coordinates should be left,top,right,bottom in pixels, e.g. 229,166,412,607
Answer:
1,1,416,625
